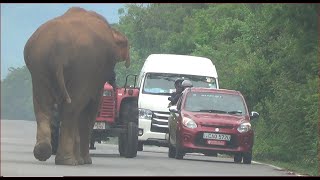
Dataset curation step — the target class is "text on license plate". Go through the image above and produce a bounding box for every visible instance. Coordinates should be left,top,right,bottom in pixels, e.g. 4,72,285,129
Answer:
206,140,226,146
93,122,105,129
203,133,231,141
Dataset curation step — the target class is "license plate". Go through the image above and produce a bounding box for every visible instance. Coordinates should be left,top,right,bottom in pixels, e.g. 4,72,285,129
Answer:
203,133,231,141
93,122,105,129
206,140,226,146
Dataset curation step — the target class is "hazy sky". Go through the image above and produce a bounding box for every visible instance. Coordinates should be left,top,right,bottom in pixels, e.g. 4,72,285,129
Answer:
1,3,126,80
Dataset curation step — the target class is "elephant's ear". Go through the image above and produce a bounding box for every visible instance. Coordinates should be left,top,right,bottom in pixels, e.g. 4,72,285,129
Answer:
111,28,130,68
111,28,128,45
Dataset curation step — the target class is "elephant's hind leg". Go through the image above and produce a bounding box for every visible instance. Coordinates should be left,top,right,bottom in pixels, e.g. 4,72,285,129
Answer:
78,110,93,165
32,77,55,162
74,124,85,165
55,103,82,166
79,98,102,164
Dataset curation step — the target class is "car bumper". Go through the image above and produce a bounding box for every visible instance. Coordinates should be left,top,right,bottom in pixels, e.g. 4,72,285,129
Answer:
138,118,167,146
178,126,253,154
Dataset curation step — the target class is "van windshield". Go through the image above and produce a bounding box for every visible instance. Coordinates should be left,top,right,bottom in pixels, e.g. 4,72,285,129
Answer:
184,92,247,115
142,73,217,95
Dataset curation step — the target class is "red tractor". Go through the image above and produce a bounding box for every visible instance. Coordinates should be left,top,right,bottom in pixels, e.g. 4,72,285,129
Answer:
51,74,140,158
90,74,140,157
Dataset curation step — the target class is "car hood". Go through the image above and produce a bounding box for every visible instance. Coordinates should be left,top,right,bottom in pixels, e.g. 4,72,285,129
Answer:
183,112,247,126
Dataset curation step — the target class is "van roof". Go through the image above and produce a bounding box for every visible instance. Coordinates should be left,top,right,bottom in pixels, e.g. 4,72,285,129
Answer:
141,54,218,78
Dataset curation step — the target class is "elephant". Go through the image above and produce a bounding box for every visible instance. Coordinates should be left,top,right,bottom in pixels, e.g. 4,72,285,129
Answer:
23,7,130,165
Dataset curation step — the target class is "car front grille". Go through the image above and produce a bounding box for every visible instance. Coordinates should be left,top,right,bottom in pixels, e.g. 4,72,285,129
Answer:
150,111,170,133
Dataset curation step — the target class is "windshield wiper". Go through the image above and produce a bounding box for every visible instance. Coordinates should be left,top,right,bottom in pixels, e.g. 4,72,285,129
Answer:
198,109,228,114
227,110,242,115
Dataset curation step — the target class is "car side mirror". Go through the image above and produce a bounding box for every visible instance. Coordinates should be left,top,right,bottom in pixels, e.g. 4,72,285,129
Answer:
169,105,178,113
250,111,259,121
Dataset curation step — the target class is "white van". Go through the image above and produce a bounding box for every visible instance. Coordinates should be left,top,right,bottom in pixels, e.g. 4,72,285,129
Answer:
137,54,219,150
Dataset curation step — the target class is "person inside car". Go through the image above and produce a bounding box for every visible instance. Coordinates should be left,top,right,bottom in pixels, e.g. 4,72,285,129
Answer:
181,79,193,89
168,79,193,107
168,78,184,106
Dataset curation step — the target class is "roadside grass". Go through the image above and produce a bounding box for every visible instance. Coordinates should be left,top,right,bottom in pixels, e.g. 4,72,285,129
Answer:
254,158,318,176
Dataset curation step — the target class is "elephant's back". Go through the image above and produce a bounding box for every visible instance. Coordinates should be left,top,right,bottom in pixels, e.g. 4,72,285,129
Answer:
24,10,115,66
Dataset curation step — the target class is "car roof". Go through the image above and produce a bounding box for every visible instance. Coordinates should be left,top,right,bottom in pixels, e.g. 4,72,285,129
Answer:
185,87,242,96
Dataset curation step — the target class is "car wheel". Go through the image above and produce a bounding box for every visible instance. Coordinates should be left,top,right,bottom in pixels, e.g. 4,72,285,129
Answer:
243,151,252,164
234,153,242,163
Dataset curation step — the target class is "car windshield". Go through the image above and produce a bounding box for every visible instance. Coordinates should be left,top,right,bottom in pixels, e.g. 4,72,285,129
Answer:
184,92,247,115
142,73,217,95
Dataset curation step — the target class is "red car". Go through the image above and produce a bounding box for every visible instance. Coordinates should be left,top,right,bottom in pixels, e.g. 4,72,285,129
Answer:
167,87,259,164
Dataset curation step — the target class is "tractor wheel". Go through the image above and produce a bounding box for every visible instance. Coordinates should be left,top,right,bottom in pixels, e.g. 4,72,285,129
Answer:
119,100,139,158
124,122,138,158
118,134,125,157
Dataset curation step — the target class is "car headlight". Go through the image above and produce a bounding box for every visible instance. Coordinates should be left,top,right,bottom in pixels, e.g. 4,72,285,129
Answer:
182,117,197,129
237,122,251,133
139,108,152,120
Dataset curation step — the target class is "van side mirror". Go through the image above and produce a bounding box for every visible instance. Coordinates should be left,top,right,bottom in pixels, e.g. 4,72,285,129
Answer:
169,106,178,113
250,111,259,121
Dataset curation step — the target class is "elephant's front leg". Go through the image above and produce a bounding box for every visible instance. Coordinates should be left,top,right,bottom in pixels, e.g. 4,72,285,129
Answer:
55,111,79,165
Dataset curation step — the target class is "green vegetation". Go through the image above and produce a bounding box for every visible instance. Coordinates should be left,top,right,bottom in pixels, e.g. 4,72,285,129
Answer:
1,3,318,176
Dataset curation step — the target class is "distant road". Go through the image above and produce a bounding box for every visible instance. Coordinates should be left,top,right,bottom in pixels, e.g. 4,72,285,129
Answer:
1,120,298,177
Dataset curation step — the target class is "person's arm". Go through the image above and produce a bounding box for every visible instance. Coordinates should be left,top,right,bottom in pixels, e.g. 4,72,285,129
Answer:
171,93,182,105
168,92,177,102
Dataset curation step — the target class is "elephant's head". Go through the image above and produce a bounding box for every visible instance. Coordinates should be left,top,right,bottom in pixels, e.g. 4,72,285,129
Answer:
111,28,130,68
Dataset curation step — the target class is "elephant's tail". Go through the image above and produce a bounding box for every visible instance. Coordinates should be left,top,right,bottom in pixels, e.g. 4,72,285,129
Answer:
56,67,71,104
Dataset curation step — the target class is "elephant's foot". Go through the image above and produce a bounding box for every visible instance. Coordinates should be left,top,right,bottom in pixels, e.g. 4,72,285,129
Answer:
55,155,78,166
76,156,85,165
33,142,52,161
83,155,92,164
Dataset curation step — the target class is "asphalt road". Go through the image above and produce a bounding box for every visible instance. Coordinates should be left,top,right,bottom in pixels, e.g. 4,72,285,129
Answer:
1,120,299,177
